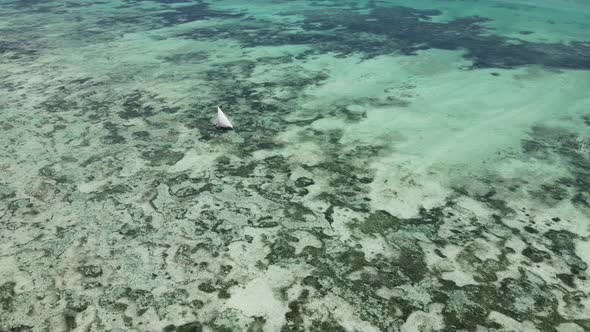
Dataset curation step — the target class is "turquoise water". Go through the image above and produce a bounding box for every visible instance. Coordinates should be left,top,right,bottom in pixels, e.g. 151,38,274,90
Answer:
1,0,589,331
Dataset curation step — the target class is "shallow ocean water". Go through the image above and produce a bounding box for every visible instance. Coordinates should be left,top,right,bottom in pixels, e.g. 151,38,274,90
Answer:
1,0,589,331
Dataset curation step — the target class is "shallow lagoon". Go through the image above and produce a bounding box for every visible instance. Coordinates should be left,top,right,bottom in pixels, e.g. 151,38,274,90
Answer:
1,0,589,331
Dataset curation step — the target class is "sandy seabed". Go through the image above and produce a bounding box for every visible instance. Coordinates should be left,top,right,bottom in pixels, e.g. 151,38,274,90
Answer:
1,0,589,331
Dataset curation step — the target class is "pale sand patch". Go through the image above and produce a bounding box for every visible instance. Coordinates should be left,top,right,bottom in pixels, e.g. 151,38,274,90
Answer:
357,234,399,260
275,128,325,167
223,265,297,332
288,165,313,183
368,156,449,219
526,259,574,288
347,266,378,281
576,239,590,271
556,322,586,332
78,178,110,193
304,293,381,332
293,48,590,218
436,197,491,234
401,303,445,332
426,244,480,286
118,152,148,177
375,286,401,300
488,311,540,332
0,256,19,285
291,230,322,255
555,284,590,320
168,148,222,175
330,206,367,243
470,237,503,262
396,284,433,308
226,229,273,270
495,158,571,188
441,270,479,287
499,197,590,239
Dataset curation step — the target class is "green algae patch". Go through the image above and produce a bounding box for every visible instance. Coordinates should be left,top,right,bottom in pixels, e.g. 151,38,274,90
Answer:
1,0,590,331
141,147,185,167
0,282,16,312
357,210,401,234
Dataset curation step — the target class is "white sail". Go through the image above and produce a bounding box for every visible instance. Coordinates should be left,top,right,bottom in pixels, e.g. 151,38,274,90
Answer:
217,106,233,129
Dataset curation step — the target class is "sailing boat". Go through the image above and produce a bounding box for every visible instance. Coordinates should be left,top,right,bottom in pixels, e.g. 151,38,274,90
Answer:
216,106,233,129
